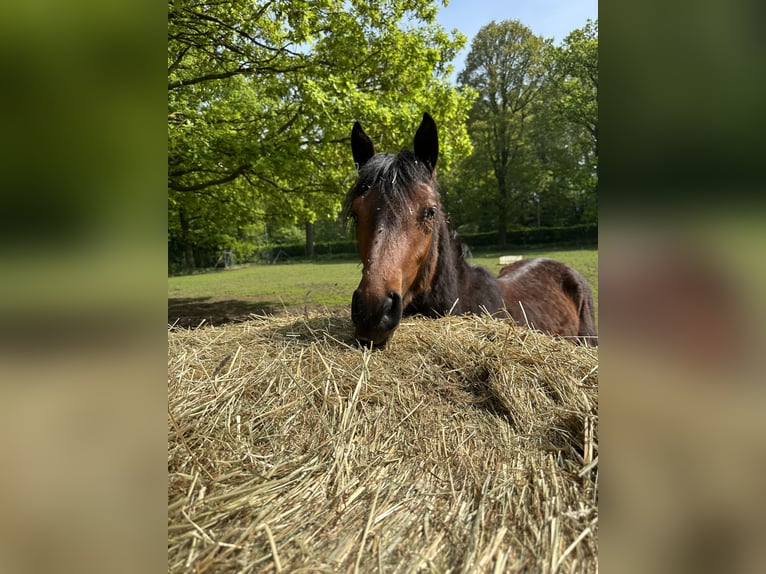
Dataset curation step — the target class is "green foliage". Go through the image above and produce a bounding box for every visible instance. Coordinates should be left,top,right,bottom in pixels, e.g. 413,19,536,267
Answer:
461,224,597,248
545,19,598,223
168,0,474,269
553,20,598,155
455,20,549,240
167,6,598,271
446,20,598,236
250,239,359,262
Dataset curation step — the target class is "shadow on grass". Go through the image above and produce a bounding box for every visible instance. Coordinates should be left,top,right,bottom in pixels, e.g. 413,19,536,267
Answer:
168,297,280,328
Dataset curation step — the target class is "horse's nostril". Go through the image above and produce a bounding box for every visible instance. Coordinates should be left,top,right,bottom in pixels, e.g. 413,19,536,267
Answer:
351,289,364,323
351,288,403,343
380,291,403,331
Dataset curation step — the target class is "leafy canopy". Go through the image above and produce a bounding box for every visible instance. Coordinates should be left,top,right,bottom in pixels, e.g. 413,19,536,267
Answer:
443,19,597,234
168,0,475,267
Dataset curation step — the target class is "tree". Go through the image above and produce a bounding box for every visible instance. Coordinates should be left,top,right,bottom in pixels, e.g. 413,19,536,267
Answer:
553,20,598,158
547,19,598,223
457,20,549,243
447,19,598,237
168,0,474,270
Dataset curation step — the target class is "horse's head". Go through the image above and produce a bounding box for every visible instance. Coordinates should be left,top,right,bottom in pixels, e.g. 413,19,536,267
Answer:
343,113,441,347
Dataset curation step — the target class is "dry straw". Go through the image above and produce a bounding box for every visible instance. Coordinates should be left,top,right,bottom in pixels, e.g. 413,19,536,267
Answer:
168,311,598,573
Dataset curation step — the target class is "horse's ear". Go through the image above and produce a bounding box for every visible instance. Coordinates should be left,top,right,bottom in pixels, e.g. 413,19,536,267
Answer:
351,121,375,169
413,112,438,173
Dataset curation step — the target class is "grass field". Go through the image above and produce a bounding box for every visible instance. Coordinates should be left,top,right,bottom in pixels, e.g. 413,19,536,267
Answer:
168,247,598,327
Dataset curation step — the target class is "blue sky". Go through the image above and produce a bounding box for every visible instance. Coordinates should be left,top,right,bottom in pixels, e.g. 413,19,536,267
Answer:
436,0,598,79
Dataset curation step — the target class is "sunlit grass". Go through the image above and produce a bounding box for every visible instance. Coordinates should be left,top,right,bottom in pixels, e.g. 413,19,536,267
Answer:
168,247,598,316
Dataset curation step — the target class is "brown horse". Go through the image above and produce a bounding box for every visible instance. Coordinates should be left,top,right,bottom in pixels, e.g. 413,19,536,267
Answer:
344,112,597,347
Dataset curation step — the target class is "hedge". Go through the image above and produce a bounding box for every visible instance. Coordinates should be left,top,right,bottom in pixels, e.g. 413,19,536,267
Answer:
252,239,359,262
461,223,597,248
249,224,596,262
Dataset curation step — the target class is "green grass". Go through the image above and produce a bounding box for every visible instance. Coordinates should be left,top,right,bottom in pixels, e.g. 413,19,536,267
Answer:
168,261,363,310
168,247,598,320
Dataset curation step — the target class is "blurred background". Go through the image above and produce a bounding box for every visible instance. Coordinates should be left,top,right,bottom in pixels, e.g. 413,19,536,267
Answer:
600,0,766,572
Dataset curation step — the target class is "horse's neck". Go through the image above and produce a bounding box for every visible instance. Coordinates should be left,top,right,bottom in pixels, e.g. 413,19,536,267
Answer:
434,221,507,315
410,221,479,315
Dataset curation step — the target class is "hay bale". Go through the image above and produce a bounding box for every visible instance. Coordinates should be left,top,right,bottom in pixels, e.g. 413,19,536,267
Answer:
168,311,598,573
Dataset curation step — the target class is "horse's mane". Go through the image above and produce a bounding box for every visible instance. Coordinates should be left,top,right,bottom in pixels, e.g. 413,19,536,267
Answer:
342,150,433,227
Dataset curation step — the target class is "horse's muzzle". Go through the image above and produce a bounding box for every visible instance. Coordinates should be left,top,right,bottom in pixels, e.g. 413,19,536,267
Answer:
351,289,403,347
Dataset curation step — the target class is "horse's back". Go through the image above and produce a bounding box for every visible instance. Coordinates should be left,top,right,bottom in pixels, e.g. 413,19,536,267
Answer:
497,258,597,345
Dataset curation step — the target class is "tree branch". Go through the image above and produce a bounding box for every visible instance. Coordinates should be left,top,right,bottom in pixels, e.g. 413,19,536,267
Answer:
168,67,249,90
169,164,249,191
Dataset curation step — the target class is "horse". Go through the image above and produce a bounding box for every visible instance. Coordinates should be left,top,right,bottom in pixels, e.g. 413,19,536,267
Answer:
343,112,598,348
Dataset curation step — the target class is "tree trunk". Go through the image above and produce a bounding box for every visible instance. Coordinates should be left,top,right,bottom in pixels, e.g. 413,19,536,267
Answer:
305,221,315,257
180,207,195,272
496,173,508,245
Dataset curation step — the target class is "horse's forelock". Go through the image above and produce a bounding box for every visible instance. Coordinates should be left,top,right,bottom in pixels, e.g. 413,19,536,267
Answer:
343,150,434,227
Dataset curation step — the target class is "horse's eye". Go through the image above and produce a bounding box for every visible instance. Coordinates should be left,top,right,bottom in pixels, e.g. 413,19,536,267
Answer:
424,206,437,221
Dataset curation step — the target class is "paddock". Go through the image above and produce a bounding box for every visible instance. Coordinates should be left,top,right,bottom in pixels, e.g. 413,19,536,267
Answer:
168,311,598,572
